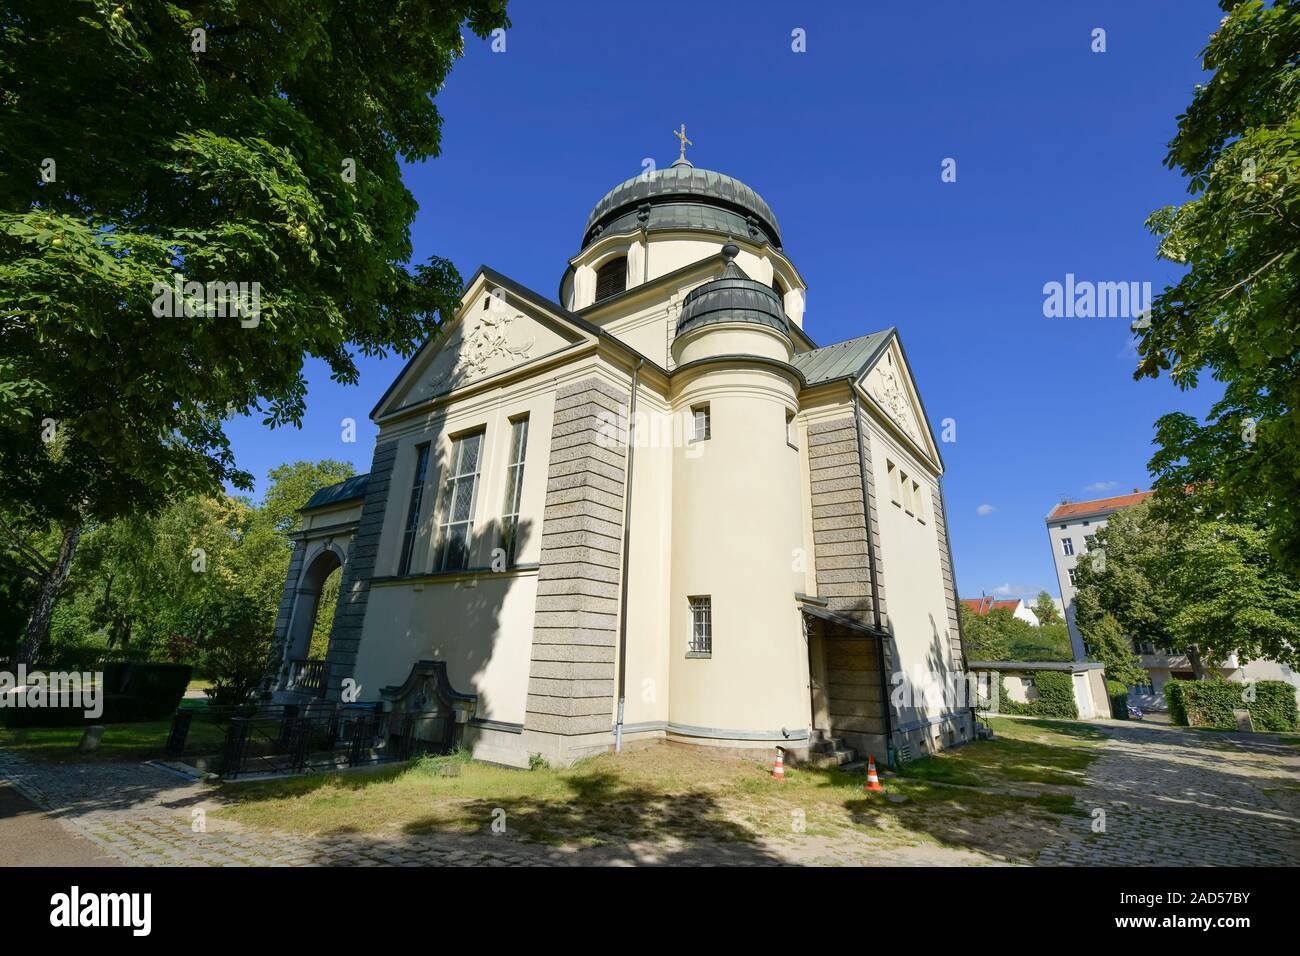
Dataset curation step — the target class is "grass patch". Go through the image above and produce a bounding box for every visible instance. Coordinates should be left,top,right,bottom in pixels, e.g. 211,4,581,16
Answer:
212,735,1096,862
0,718,223,763
896,717,1106,788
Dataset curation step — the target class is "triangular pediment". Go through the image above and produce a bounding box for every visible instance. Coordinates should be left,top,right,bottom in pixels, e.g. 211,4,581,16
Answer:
859,334,942,469
374,271,589,419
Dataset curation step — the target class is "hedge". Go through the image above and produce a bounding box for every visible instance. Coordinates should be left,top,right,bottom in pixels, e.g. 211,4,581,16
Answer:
1106,679,1129,720
997,670,1079,720
1165,677,1299,732
0,662,191,728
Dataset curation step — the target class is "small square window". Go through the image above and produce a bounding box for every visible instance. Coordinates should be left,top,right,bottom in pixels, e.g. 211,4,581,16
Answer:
688,596,712,656
691,404,711,442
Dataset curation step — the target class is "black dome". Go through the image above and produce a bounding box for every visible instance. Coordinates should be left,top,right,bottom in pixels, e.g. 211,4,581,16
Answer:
583,160,782,250
677,246,789,338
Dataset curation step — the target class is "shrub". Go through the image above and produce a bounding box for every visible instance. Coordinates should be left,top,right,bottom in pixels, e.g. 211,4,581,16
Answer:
1028,671,1078,719
1247,680,1298,732
0,662,188,728
1166,679,1189,726
994,670,1078,719
1164,677,1299,731
1106,679,1129,720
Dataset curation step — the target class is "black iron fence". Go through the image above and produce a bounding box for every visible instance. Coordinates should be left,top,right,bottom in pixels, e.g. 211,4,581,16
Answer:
164,701,456,778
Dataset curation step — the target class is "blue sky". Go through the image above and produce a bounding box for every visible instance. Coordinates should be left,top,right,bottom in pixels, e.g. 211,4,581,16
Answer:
224,0,1222,605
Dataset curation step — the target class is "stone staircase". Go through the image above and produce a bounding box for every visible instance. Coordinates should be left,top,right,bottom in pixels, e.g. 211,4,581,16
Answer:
805,728,856,768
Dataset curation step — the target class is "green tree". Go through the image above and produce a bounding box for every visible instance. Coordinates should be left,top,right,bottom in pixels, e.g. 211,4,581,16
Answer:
959,604,1010,662
1032,590,1062,626
0,0,509,664
1074,497,1300,679
1136,0,1300,575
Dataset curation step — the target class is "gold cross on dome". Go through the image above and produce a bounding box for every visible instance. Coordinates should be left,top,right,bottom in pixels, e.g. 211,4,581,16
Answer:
673,123,693,161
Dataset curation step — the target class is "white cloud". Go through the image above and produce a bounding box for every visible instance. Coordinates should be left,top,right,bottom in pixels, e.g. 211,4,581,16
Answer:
976,503,996,516
990,583,1050,600
1083,481,1119,493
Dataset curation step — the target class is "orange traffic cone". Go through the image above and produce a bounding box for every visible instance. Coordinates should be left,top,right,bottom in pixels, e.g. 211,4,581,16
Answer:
772,747,785,781
864,755,884,792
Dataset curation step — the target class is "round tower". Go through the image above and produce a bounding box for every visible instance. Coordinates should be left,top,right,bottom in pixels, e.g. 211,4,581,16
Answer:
667,245,809,746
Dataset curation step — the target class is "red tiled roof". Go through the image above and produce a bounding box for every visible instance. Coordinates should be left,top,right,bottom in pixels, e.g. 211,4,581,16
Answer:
961,597,1023,617
1046,490,1152,521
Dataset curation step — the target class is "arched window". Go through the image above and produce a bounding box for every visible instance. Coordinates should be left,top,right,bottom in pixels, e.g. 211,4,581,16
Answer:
594,256,627,302
772,276,786,302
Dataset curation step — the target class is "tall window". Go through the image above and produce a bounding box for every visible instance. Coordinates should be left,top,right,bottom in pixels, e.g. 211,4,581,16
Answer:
688,596,712,656
1067,567,1079,586
397,444,430,575
438,431,484,571
691,404,711,441
501,416,530,566
1061,537,1074,556
772,276,786,301
785,409,797,448
594,256,627,302
1084,534,1096,550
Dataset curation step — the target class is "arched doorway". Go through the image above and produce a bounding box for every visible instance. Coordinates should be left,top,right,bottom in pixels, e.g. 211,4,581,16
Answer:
282,545,344,697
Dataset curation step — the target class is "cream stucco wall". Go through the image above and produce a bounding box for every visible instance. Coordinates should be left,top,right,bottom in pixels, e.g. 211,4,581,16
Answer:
665,361,809,740
867,415,958,735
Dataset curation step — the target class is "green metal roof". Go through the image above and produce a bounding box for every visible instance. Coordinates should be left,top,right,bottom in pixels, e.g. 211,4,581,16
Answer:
677,252,788,338
583,160,781,250
301,473,370,511
790,330,894,385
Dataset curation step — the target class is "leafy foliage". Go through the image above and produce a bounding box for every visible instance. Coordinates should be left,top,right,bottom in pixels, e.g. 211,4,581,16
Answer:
1032,590,1062,626
1074,497,1300,674
996,671,1078,720
0,0,508,660
1137,0,1300,575
1165,677,1298,731
960,604,1072,663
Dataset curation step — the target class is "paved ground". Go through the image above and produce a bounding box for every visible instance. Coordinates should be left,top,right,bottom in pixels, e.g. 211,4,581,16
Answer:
1038,719,1300,866
0,780,119,867
1,720,1297,866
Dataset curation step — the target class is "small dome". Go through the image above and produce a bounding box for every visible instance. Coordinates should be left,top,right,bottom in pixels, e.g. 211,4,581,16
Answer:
676,245,789,339
583,161,782,250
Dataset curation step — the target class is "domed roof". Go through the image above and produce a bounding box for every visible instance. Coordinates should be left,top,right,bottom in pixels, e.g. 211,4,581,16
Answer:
582,160,782,250
677,244,789,339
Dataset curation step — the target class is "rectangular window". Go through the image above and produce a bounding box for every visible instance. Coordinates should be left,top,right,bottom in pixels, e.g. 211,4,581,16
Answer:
500,416,530,566
1084,534,1096,550
887,460,900,506
691,404,711,442
397,444,431,575
1061,537,1074,556
912,480,924,522
900,470,913,514
785,409,797,448
1067,567,1079,586
688,596,712,656
438,430,484,571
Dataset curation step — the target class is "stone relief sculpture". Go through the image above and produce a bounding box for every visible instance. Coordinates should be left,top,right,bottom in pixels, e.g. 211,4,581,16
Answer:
870,363,919,440
459,310,534,376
